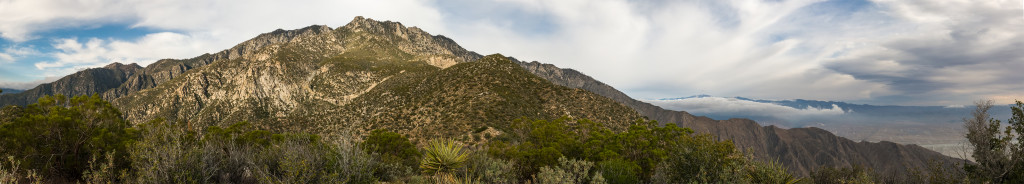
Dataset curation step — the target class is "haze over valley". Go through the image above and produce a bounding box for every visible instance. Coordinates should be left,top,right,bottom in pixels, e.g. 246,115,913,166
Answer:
645,95,1015,159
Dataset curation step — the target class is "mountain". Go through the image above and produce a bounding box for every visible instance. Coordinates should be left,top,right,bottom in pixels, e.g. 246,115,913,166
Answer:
0,88,24,95
649,95,1011,126
515,61,961,176
109,17,640,142
646,95,1011,160
0,63,142,106
0,16,959,176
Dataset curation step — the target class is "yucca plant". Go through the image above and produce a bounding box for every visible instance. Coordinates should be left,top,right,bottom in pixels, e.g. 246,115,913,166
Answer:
432,173,482,184
420,139,469,175
746,158,804,184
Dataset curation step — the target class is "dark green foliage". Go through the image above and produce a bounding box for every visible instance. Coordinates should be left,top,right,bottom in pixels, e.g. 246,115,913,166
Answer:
742,158,803,184
596,159,641,184
487,117,750,183
654,134,745,183
128,119,377,183
533,157,605,184
465,153,518,184
905,159,966,184
809,165,874,184
0,94,137,181
362,129,420,180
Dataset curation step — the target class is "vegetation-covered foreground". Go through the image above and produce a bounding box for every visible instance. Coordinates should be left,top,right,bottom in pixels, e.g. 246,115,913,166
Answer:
1,94,1022,183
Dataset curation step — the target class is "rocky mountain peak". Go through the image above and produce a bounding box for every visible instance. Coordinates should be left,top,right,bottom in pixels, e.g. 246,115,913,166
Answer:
340,16,480,68
344,16,411,34
102,62,143,72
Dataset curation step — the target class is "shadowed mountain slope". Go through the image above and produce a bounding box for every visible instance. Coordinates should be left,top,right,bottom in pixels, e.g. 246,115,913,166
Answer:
515,60,961,176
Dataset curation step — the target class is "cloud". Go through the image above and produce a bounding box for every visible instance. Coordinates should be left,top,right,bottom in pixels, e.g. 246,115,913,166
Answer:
0,46,39,63
2,0,445,81
0,0,134,41
439,0,1023,105
0,76,61,90
34,32,212,72
644,96,847,121
439,0,882,101
0,53,11,63
820,0,1024,105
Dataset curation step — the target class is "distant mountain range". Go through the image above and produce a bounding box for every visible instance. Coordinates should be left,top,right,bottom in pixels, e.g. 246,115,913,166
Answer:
651,95,1011,128
0,88,24,95
0,16,960,176
647,95,1014,159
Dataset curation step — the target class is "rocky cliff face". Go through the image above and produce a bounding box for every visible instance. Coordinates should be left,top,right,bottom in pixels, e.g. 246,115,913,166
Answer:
0,16,480,108
515,59,960,176
107,18,635,143
111,17,482,129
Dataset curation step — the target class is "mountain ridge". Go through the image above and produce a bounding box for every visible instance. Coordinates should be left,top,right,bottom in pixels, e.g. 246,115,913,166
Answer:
0,16,961,177
513,58,962,176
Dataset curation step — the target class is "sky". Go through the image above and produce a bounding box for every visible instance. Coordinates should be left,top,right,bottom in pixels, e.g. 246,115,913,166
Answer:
0,0,1021,106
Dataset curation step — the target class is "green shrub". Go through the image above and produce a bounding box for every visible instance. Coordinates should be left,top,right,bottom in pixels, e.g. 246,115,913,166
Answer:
127,119,208,183
533,157,605,184
0,94,137,181
128,120,377,183
809,165,875,184
466,153,518,184
650,133,745,183
743,158,803,184
1,156,41,184
596,159,641,184
362,128,420,180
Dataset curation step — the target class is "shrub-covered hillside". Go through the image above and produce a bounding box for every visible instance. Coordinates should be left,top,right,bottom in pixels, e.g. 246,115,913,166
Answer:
1,95,804,183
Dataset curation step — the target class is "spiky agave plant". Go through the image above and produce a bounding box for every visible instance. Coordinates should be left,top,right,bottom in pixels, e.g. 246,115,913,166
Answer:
420,139,469,175
746,158,804,184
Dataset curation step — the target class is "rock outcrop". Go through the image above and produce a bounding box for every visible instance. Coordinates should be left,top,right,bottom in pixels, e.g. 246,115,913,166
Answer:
109,17,482,129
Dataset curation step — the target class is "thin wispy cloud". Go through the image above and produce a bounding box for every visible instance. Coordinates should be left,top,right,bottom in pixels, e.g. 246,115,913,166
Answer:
0,0,1020,106
644,97,847,121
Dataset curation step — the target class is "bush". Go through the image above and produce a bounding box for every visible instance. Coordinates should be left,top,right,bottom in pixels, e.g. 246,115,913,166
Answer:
362,129,420,180
127,119,210,183
128,120,377,183
466,153,518,184
743,158,802,184
0,94,137,181
596,159,641,184
255,137,376,183
533,157,605,184
809,165,874,184
905,159,965,184
649,133,745,183
963,100,1024,183
1,156,41,184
